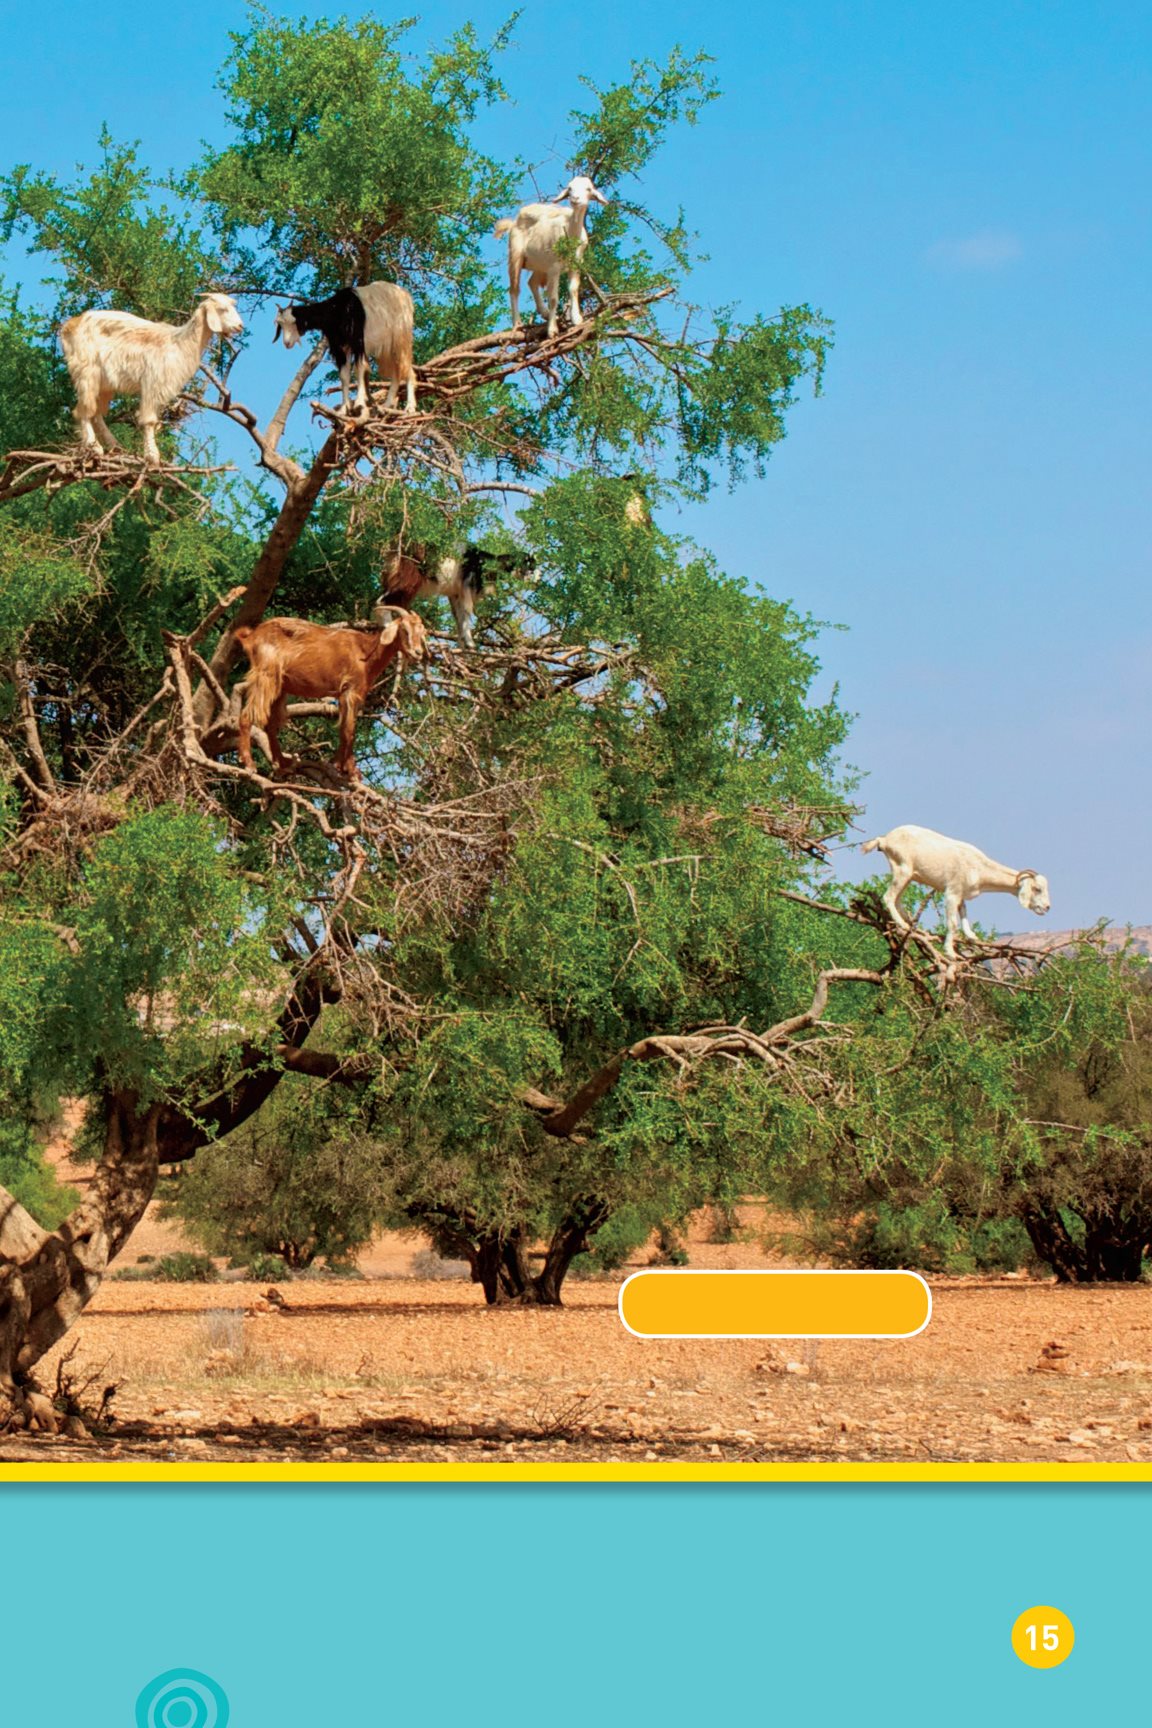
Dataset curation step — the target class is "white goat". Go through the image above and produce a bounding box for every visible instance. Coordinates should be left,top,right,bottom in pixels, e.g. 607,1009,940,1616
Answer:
59,292,243,465
273,282,416,415
861,824,1051,957
494,175,608,339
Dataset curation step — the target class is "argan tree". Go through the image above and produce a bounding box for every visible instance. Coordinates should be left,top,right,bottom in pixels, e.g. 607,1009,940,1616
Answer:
14,7,1113,1429
0,10,864,1414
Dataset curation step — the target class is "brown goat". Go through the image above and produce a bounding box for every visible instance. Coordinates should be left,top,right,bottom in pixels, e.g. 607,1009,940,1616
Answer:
234,610,427,782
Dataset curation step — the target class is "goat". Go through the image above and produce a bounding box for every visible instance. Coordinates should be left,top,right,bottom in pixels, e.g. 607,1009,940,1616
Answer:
58,292,243,465
379,544,528,649
234,610,427,782
494,175,608,339
273,281,416,415
861,824,1051,958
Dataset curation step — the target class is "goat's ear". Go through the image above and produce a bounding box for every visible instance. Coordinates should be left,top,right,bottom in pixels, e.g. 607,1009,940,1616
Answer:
206,301,226,335
272,311,283,345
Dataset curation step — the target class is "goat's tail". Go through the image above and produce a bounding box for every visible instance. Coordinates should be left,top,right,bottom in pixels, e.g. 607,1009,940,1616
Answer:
860,836,883,854
493,217,515,239
237,661,283,730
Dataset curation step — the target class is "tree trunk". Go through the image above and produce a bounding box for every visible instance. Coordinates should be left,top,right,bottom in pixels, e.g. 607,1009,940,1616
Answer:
1083,1216,1148,1282
464,1230,534,1304
1020,1205,1087,1283
1021,1201,1150,1283
458,1200,610,1307
0,1090,160,1425
194,435,341,730
530,1197,611,1305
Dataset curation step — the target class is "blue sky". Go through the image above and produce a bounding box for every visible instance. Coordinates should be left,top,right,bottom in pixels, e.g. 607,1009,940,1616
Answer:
2,0,1149,926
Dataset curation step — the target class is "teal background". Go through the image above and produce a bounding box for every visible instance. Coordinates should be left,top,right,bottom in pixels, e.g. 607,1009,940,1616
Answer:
3,1486,1137,1722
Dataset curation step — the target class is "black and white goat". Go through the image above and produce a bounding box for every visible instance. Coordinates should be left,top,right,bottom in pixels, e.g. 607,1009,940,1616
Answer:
377,545,528,649
273,281,417,414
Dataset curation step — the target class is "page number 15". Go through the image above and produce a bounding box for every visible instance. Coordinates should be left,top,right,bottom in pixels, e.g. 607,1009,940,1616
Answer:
1012,1606,1075,1669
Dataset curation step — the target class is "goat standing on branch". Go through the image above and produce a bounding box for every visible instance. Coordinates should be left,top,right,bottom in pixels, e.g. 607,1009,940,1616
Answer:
234,610,427,782
273,282,417,416
59,293,244,465
862,823,1051,957
380,544,530,649
495,175,608,339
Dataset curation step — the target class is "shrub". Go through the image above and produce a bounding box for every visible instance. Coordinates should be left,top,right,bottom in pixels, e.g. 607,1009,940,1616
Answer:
153,1252,219,1283
163,1089,388,1270
243,1252,291,1282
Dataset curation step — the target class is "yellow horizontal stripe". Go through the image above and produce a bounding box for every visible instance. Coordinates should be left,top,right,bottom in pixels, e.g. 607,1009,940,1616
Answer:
1,1462,1150,1484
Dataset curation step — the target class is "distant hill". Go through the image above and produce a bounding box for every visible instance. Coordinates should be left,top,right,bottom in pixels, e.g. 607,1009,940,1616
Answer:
995,926,1152,959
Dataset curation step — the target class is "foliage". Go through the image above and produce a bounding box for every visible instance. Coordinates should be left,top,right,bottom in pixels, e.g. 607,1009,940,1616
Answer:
151,1252,220,1284
164,1087,390,1270
760,934,1152,1281
243,1252,293,1282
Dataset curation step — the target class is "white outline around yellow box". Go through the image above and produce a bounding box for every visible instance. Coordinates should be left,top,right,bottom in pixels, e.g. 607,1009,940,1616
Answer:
617,1267,933,1340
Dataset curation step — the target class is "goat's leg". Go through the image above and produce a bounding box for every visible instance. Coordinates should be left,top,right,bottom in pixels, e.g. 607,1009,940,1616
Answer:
353,356,370,416
528,271,549,323
72,389,99,449
236,701,256,772
543,272,560,339
336,361,353,417
959,900,978,942
508,259,522,331
263,695,292,777
92,387,120,452
336,690,363,781
882,866,914,930
136,407,161,466
567,269,583,327
76,381,119,451
941,888,964,958
381,366,398,412
451,587,477,650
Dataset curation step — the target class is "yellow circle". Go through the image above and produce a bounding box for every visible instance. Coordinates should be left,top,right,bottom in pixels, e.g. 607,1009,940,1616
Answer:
1011,1606,1075,1669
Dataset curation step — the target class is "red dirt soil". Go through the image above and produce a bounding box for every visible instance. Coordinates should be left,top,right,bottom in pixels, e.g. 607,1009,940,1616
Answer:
6,1208,1152,1464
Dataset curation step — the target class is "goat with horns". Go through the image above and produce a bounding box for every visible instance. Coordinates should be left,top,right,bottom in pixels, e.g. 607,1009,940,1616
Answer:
234,610,427,782
861,824,1051,958
273,281,417,415
379,544,529,649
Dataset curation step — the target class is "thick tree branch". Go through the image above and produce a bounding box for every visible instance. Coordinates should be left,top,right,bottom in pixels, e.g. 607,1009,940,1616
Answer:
526,966,888,1138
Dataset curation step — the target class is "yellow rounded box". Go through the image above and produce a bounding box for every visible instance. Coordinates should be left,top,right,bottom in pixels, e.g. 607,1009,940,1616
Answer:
618,1269,931,1339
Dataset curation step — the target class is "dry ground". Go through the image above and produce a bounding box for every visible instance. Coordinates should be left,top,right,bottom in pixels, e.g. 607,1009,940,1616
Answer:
4,1213,1152,1464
